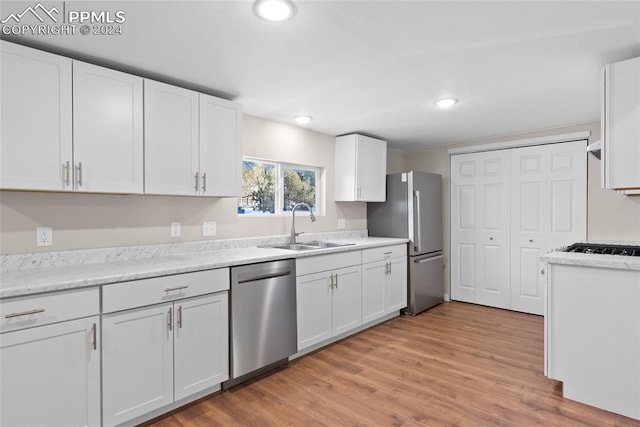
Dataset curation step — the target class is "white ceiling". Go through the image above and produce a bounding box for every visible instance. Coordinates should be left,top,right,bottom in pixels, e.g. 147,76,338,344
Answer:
3,1,640,150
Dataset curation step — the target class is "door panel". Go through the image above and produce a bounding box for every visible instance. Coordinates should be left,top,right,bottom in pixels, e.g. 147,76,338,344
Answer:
73,61,143,193
102,303,174,426
332,266,362,336
510,140,587,314
144,80,199,195
0,317,100,427
0,41,72,191
296,272,332,350
174,294,228,401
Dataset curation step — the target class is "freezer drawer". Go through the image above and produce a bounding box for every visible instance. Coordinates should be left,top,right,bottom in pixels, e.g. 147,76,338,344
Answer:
407,253,444,315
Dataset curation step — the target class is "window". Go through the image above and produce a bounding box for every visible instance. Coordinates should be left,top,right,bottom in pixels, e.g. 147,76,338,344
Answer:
238,158,320,215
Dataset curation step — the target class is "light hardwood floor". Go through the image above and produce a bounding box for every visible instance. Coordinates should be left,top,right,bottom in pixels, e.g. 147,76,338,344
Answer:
144,302,640,426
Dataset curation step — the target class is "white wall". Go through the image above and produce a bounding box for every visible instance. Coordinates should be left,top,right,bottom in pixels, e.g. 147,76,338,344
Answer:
404,121,640,296
0,115,367,254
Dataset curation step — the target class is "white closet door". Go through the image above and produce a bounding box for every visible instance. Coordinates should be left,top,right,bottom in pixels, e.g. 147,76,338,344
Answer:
450,153,479,303
451,150,510,308
474,151,511,309
510,141,587,314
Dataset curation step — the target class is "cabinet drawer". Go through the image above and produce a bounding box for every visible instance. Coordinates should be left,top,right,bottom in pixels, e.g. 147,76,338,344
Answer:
1,288,99,333
362,244,407,264
296,250,361,276
103,268,229,313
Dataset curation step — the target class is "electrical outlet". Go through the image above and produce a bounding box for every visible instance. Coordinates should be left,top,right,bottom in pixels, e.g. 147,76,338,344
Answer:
36,227,52,247
202,221,216,237
338,218,346,229
170,222,181,237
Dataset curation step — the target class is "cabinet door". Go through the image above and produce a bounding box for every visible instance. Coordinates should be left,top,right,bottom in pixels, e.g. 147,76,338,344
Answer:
603,57,640,190
73,61,143,194
296,271,332,350
199,94,243,196
510,141,586,315
144,80,199,195
0,316,100,427
0,41,72,191
174,293,229,401
102,303,174,427
362,261,386,323
356,135,387,201
386,257,407,313
332,265,362,336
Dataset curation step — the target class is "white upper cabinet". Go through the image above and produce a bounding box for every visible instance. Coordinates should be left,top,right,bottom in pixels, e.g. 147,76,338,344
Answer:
199,94,243,197
602,56,640,192
334,134,387,202
73,61,144,194
144,80,200,196
145,80,243,197
0,41,72,191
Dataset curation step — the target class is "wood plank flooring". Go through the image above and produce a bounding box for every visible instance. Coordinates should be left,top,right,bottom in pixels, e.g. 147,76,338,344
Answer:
144,302,640,426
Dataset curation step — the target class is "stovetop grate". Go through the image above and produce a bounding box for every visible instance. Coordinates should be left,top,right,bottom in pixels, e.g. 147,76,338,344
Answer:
562,243,640,257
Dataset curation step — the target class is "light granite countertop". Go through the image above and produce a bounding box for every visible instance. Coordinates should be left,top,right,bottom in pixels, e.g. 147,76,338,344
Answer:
0,231,409,299
541,241,640,271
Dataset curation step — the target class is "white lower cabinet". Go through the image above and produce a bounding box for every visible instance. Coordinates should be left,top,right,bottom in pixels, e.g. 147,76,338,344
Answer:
101,269,229,426
362,244,408,323
0,289,101,427
296,251,362,350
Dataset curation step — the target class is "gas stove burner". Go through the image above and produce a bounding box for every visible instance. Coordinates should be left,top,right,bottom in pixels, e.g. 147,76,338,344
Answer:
562,243,640,257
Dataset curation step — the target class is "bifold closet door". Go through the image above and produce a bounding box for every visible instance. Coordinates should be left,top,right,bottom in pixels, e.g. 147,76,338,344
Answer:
450,150,510,309
510,141,587,315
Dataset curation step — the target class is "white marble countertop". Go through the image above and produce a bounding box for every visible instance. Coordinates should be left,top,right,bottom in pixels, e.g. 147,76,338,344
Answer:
0,232,409,299
541,241,640,271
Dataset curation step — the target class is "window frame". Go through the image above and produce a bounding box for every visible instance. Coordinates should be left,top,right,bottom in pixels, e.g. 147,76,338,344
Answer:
239,157,321,216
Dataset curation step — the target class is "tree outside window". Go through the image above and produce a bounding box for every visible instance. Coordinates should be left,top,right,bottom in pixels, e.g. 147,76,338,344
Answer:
239,159,319,215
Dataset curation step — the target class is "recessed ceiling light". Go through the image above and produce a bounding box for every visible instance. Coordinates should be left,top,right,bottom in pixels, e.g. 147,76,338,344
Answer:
254,0,296,22
435,98,459,108
294,115,312,124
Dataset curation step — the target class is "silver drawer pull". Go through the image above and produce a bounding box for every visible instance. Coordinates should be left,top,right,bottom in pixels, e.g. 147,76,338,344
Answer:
164,285,189,293
4,308,45,319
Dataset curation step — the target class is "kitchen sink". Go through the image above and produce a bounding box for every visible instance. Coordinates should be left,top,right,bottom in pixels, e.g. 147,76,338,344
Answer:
262,241,356,251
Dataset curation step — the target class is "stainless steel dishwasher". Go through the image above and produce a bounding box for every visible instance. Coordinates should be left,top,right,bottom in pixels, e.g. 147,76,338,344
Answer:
224,259,297,388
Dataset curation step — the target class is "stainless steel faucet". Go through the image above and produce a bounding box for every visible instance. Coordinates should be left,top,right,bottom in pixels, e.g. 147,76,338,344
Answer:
290,202,316,244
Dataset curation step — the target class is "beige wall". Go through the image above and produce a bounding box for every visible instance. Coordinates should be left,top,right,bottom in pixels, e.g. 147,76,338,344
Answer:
405,121,640,296
0,115,367,254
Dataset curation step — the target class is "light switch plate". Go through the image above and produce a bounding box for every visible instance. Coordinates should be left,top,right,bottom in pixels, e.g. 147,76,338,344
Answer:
202,221,216,237
170,222,181,237
36,227,52,247
337,218,346,229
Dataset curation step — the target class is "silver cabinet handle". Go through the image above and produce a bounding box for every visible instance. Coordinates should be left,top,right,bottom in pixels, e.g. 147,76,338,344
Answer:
4,308,45,319
77,162,83,187
202,173,207,193
388,262,392,275
168,307,173,331
164,285,189,293
335,273,338,288
414,190,422,252
64,161,70,186
329,274,334,289
92,323,97,350
194,172,199,192
178,305,183,329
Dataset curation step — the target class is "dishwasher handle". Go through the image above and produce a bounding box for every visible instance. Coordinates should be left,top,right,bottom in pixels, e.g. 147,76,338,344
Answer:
237,268,293,284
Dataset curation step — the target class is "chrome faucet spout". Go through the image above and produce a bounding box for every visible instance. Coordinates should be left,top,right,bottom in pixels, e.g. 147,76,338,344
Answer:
290,202,316,244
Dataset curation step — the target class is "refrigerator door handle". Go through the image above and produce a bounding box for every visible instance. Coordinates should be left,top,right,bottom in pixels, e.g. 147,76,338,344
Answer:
415,255,444,264
414,190,422,252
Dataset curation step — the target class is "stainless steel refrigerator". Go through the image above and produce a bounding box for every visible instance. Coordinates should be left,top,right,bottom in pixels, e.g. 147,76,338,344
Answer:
367,171,444,315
